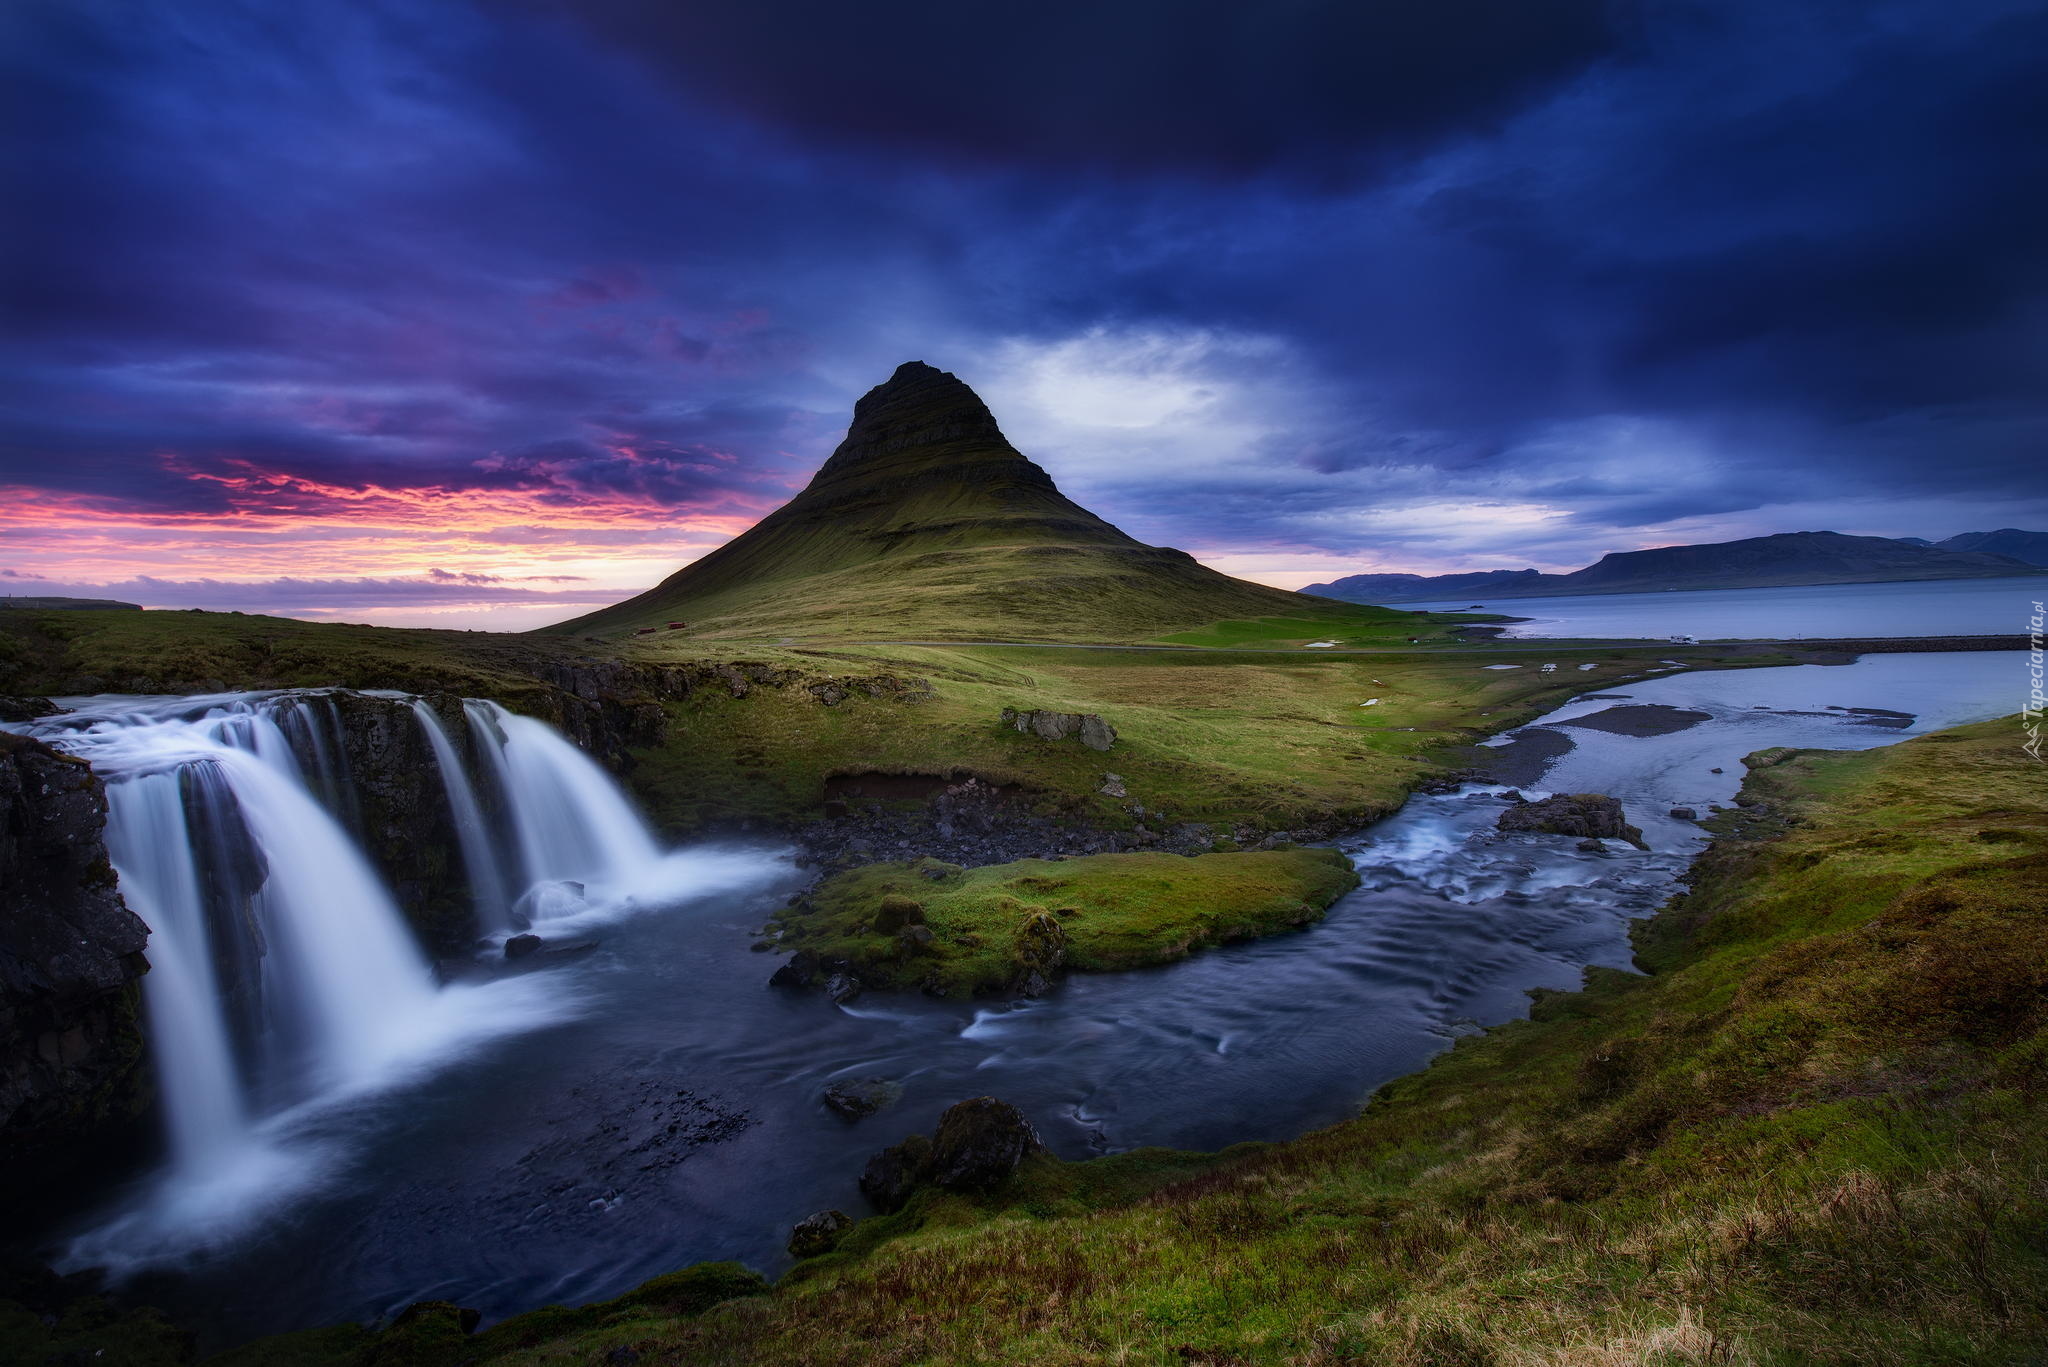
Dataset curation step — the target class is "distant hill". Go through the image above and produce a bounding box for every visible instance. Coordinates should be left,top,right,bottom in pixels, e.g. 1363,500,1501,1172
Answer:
1933,528,2048,566
0,596,141,611
548,362,1384,641
1304,530,2044,604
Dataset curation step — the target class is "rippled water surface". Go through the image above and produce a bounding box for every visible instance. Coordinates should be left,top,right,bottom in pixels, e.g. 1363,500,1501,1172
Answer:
1405,574,2041,639
65,652,2028,1345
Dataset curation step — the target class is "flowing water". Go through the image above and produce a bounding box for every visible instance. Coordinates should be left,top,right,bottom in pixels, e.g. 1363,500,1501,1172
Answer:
7,653,2027,1346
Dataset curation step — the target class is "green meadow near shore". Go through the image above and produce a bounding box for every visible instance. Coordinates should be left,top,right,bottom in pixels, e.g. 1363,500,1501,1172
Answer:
768,848,1362,997
188,713,2045,1367
0,605,1811,841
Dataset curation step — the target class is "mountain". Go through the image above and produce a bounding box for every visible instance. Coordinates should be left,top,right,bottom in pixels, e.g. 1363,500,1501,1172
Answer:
1304,530,2045,604
1933,528,2048,566
549,362,1369,640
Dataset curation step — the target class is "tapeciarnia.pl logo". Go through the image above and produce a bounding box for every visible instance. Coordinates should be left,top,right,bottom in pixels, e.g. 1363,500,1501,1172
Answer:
2027,600,2045,761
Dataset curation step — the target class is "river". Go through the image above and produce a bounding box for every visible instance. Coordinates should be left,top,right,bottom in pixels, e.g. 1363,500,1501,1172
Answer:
11,650,2028,1347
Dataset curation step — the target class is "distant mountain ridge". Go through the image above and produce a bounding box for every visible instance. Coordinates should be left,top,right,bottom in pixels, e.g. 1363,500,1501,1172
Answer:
549,362,1372,640
1304,530,2045,604
1934,528,2048,566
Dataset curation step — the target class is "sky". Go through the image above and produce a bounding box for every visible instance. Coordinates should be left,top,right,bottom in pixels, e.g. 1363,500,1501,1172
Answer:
3,0,2045,630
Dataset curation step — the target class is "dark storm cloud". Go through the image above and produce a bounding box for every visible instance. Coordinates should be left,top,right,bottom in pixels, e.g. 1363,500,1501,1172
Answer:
2,0,2043,605
526,0,1632,180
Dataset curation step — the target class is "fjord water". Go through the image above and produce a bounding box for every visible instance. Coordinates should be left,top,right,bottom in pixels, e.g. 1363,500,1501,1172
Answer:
1407,573,2041,640
30,652,2015,1347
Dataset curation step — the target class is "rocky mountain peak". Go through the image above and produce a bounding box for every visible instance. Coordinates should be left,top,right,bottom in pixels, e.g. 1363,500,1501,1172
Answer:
815,360,1011,480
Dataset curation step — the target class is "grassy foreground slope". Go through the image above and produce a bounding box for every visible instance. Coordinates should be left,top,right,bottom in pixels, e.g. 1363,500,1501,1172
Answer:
271,714,2043,1366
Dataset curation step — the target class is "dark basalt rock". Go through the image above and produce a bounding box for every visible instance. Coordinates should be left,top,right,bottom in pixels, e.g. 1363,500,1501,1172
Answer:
858,1097,1047,1213
858,1131,932,1213
927,1096,1046,1191
504,933,543,959
0,733,153,1216
1670,807,1699,821
823,972,863,1005
788,1209,854,1258
0,695,64,723
1498,792,1646,849
823,1076,902,1120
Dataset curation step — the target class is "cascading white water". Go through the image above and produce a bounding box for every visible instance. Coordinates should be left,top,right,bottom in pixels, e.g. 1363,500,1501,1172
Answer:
462,700,663,921
102,772,251,1177
2,687,780,1265
411,701,513,933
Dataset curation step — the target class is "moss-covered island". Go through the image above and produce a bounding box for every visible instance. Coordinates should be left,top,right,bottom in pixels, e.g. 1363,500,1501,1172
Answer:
174,712,2045,1366
766,848,1363,998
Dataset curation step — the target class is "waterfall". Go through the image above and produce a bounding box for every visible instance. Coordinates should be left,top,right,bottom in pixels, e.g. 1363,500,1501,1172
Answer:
3,687,750,1262
462,700,663,921
102,772,251,1178
411,701,513,934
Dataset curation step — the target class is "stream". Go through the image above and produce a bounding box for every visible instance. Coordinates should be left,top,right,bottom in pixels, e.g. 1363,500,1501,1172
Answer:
9,650,2025,1347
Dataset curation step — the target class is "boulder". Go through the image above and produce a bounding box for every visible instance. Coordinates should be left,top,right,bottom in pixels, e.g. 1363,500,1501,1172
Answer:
857,1098,1045,1212
872,895,925,934
999,708,1117,751
769,949,822,988
1010,910,1068,996
787,1209,854,1259
1669,807,1699,821
823,1076,902,1121
503,933,543,959
859,1131,932,1213
927,1097,1046,1192
1576,838,1607,853
823,972,863,1005
0,696,63,723
894,924,936,957
1497,793,1646,849
1099,772,1127,799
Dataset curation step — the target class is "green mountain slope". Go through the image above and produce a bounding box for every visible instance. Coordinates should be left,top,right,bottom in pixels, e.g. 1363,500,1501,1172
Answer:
545,362,1388,642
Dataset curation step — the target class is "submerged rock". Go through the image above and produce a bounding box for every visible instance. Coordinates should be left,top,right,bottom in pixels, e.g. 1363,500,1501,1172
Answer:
788,1209,854,1258
1670,807,1699,821
1498,793,1646,849
823,1076,902,1120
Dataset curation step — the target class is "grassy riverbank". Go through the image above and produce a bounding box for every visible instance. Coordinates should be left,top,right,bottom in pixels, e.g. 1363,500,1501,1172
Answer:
766,848,1362,998
207,711,2046,1365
